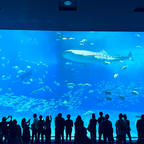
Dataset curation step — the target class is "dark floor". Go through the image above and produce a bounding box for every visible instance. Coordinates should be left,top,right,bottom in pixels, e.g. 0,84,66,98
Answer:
1,141,138,144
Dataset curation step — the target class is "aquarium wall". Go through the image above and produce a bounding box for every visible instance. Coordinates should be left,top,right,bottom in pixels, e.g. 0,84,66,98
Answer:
0,30,144,137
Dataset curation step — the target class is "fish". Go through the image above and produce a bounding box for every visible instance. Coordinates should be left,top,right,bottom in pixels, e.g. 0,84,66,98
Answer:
121,65,128,70
12,66,19,69
54,81,60,86
19,70,32,81
63,50,133,64
105,96,112,101
88,90,94,93
114,73,119,78
136,45,143,48
63,100,68,104
105,91,111,95
119,95,125,100
83,110,95,116
131,90,139,95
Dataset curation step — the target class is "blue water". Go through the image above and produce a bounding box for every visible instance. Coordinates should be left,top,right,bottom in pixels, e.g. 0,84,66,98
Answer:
0,30,144,137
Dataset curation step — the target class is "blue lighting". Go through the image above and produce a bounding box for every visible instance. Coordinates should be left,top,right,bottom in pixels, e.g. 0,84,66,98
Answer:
64,0,72,6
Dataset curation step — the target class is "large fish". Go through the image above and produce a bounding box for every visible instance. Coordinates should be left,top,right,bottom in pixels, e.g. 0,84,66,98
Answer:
63,50,133,64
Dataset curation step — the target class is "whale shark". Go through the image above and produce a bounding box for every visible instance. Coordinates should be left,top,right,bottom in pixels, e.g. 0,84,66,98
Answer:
63,50,133,64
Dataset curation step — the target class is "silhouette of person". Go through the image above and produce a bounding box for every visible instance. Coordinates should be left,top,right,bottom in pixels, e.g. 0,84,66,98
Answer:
75,115,91,144
31,113,38,143
21,118,31,144
102,114,113,144
74,115,84,144
136,114,144,143
88,113,97,144
8,119,22,144
45,115,52,144
80,125,91,144
0,116,12,143
55,113,65,144
65,114,73,142
98,112,105,142
115,113,126,144
37,115,45,144
123,114,131,142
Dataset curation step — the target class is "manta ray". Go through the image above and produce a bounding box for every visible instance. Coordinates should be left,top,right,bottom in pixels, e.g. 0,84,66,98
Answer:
63,50,133,64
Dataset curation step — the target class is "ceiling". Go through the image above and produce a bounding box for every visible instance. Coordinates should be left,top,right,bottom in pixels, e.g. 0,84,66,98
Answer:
0,0,144,31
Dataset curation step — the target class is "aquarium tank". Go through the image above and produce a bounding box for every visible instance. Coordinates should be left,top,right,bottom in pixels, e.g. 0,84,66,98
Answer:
0,30,143,137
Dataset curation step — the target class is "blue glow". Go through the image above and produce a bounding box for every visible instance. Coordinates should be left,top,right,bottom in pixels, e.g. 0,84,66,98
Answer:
0,30,143,137
64,0,72,6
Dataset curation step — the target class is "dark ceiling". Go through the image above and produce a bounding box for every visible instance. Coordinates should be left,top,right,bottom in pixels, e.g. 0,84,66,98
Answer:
0,0,144,31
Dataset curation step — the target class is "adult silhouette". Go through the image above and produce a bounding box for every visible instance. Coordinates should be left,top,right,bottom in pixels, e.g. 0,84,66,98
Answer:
8,119,22,144
37,115,45,144
102,114,113,144
137,114,144,143
98,112,105,142
115,113,126,144
88,113,97,144
65,114,73,142
45,115,52,144
55,113,65,143
0,116,12,143
21,118,30,144
123,114,131,143
31,114,38,143
74,115,84,144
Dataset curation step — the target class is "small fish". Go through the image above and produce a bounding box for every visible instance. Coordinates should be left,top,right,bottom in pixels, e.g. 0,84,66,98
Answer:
119,95,125,100
62,37,67,40
88,90,94,93
67,86,74,89
12,66,19,69
65,62,72,65
54,81,60,86
105,91,111,95
114,73,119,78
80,39,87,43
136,33,141,37
69,37,75,40
83,111,94,116
67,83,75,87
17,70,25,74
63,100,68,104
26,65,31,69
131,90,139,95
121,65,128,70
105,96,112,101
19,70,32,81
39,81,44,85
136,45,143,48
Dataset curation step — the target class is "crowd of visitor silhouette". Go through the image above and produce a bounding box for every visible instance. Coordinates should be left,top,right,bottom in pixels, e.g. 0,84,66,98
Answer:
0,112,144,144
